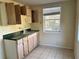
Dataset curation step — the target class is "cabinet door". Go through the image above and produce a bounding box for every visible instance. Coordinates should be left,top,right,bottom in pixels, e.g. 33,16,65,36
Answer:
5,3,16,25
26,6,32,23
28,35,34,52
32,10,38,23
27,8,32,16
33,33,38,48
21,6,26,15
17,39,24,59
23,37,28,56
0,3,8,25
15,5,21,24
21,6,32,16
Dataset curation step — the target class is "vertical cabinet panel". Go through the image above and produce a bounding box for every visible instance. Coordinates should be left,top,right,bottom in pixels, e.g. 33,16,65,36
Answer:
17,39,24,59
23,37,28,56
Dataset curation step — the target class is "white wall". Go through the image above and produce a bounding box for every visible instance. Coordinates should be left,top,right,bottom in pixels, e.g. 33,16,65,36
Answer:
31,0,76,49
74,0,79,59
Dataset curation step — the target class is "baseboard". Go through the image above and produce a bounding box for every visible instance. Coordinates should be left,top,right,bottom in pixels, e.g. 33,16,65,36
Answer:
40,43,73,50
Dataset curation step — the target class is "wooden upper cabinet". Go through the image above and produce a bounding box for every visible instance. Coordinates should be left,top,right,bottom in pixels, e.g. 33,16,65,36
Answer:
26,6,32,16
0,2,8,26
5,3,16,25
21,6,32,16
0,3,22,25
15,5,21,24
0,3,32,25
32,10,38,23
21,6,26,15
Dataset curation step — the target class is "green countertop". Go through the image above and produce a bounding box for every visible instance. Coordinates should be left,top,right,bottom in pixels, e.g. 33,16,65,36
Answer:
3,30,39,41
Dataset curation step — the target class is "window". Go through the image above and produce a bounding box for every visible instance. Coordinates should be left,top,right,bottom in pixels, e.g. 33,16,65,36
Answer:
43,7,61,32
43,14,61,32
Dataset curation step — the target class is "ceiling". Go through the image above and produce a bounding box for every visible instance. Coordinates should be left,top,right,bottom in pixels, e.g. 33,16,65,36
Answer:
16,0,67,5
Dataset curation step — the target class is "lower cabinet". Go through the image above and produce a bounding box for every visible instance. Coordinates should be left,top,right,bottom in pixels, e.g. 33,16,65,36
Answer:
4,32,38,59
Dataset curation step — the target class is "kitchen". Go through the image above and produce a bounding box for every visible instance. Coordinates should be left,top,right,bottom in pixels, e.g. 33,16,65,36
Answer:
0,0,79,59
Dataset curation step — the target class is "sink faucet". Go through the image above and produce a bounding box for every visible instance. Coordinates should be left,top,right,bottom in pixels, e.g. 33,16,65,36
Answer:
19,27,26,34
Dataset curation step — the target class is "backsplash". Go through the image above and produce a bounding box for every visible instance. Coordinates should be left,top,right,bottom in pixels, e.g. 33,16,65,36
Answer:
0,24,31,36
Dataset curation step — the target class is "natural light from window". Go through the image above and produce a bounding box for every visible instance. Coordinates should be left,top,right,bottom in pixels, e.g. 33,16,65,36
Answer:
43,7,61,32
